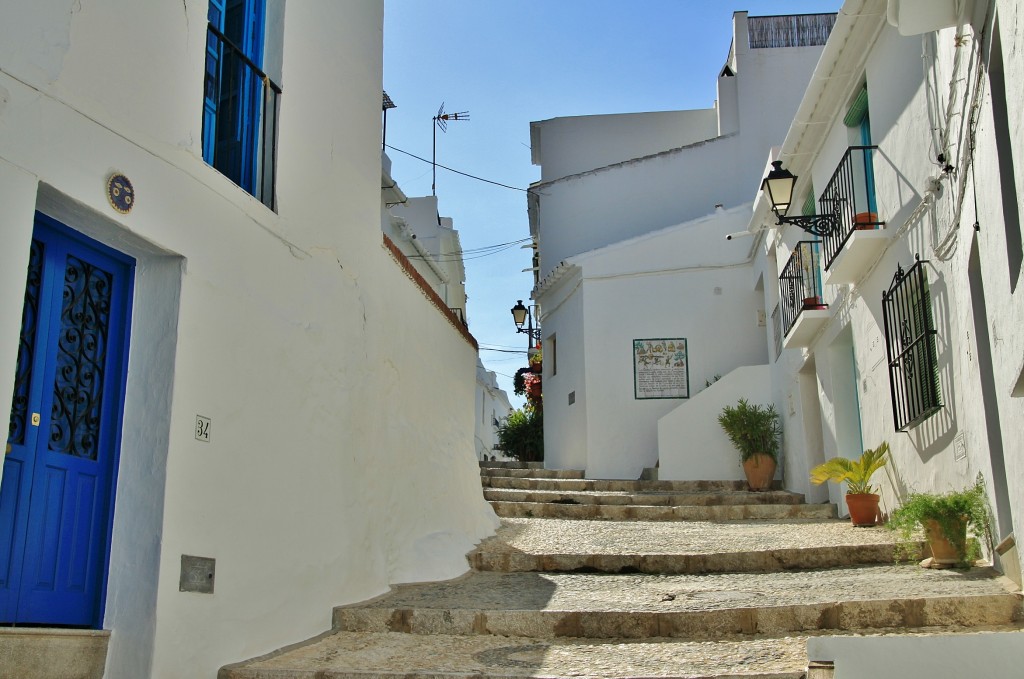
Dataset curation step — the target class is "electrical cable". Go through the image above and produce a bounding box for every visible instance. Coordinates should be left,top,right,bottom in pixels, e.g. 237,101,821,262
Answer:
385,144,530,192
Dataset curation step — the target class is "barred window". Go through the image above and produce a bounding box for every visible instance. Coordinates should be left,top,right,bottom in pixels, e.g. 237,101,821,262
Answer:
882,257,942,431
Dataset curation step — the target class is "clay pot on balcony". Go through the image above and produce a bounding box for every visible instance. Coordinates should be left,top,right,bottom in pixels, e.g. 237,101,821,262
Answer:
803,296,827,310
854,212,879,230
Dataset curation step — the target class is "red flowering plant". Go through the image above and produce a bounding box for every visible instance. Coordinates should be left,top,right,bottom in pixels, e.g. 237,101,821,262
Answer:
523,372,542,409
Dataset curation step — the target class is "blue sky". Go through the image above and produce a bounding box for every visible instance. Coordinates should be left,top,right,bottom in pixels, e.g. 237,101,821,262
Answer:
382,1,842,405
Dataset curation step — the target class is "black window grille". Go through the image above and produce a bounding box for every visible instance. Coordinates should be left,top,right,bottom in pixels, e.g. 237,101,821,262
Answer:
882,256,942,431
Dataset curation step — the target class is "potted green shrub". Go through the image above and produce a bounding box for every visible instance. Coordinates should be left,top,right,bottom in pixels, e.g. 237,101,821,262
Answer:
718,399,781,491
528,348,543,373
809,442,889,526
887,477,990,568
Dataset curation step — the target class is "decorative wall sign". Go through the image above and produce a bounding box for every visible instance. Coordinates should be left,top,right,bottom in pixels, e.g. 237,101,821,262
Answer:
106,173,135,213
633,338,689,400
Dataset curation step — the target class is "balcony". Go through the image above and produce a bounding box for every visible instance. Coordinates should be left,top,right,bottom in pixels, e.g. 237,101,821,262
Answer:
818,146,888,285
203,24,281,210
780,241,830,349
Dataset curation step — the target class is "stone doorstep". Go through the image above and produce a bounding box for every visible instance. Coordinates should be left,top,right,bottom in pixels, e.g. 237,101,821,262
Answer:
482,488,806,507
219,626,1024,679
488,500,836,522
469,543,917,574
330,568,1022,640
0,628,110,679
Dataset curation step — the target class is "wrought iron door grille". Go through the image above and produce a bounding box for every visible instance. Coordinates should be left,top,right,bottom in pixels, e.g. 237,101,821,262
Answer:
778,241,825,338
882,257,942,431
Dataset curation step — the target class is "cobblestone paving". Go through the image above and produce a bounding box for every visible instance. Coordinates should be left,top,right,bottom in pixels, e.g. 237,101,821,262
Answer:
222,466,1023,679
476,518,906,557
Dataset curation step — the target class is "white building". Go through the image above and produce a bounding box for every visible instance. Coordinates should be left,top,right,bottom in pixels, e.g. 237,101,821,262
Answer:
0,2,497,678
381,152,511,462
475,359,513,461
530,0,1023,592
739,0,1023,583
529,11,835,479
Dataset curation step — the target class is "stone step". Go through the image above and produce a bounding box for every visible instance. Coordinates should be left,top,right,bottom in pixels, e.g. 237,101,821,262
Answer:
470,517,914,574
219,626,1024,679
478,461,544,470
332,566,1021,639
0,628,110,679
480,467,585,479
488,499,835,522
483,487,807,507
482,476,775,492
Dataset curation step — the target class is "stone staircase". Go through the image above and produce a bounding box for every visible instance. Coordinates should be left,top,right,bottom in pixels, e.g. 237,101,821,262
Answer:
221,462,1023,679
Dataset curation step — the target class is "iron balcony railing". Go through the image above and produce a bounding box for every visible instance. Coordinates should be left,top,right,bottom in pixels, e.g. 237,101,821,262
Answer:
204,23,281,210
817,146,884,269
779,241,826,338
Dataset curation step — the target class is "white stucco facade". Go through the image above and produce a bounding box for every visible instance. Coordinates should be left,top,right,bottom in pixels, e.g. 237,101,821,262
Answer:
530,11,832,480
746,0,1024,582
474,359,513,461
0,3,497,678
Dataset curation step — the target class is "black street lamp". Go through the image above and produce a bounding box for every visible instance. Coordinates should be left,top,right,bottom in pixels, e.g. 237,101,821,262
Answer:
510,299,541,349
760,160,838,237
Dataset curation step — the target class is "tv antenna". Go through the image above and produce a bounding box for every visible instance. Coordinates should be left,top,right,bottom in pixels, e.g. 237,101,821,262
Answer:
432,102,469,195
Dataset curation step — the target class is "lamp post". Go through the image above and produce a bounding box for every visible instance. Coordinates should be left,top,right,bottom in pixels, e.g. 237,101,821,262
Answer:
760,160,839,237
510,299,541,352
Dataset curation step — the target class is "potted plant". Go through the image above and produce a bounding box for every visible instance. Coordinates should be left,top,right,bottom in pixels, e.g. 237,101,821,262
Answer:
529,348,543,373
809,442,889,526
887,477,990,568
718,399,781,491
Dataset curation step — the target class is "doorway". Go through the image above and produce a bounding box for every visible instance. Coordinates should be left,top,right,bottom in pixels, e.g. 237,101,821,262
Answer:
2,212,134,626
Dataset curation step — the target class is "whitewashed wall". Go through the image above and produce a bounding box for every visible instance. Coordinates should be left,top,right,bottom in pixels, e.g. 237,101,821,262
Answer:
537,206,768,479
530,109,719,182
659,365,773,482
475,359,512,461
530,20,828,283
0,2,497,678
753,0,1024,579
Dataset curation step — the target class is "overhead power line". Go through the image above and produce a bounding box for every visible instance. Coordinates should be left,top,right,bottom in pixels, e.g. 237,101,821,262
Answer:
386,144,529,192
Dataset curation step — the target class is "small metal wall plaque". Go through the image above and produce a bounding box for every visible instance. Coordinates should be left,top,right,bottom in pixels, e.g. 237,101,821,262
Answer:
195,415,211,442
180,555,215,594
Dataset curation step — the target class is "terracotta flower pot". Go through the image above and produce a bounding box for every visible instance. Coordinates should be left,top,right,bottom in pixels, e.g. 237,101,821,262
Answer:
845,493,880,527
924,518,968,566
854,211,878,230
742,453,776,492
802,296,827,310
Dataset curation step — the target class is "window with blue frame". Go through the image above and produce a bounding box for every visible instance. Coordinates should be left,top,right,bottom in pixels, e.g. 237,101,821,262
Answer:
203,0,280,209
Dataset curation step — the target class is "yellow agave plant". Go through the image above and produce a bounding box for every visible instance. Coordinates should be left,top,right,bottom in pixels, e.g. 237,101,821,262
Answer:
810,442,889,495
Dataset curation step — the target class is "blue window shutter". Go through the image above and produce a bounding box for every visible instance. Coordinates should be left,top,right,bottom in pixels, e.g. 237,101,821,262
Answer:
202,0,268,197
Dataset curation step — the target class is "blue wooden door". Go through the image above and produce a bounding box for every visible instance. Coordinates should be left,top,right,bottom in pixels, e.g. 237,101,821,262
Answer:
1,214,133,626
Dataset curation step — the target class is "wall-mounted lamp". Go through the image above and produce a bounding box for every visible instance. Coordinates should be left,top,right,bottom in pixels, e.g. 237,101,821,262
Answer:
760,160,838,237
510,300,541,349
